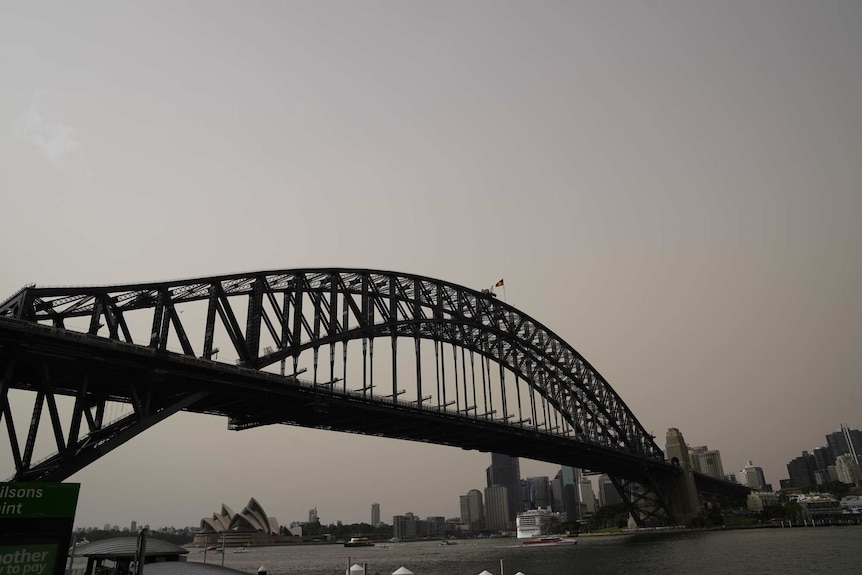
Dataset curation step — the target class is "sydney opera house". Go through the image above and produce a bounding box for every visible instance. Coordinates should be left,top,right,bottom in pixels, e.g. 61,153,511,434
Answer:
193,498,285,547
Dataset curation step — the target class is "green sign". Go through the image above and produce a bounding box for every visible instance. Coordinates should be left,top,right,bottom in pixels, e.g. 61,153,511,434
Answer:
0,484,79,519
0,544,58,575
0,484,80,575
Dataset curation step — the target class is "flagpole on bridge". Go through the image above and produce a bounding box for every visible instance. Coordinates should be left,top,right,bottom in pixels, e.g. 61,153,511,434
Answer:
494,279,506,303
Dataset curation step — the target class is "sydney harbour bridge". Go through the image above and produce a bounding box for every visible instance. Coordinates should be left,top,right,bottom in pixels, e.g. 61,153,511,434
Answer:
0,268,746,525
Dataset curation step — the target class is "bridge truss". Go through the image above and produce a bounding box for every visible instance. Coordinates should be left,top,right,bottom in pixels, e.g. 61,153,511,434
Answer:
0,269,698,525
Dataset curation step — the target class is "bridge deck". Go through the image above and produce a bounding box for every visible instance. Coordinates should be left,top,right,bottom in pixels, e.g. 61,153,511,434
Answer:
1,317,673,482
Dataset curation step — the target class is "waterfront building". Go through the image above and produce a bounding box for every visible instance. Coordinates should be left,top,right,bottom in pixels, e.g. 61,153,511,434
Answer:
839,495,862,515
826,424,862,465
130,520,137,533
835,454,862,485
371,503,380,527
484,485,510,531
392,513,419,540
793,493,842,522
194,498,280,546
787,451,817,489
424,516,446,537
687,446,706,471
486,453,521,524
525,476,551,509
308,507,318,523
737,460,768,491
746,491,780,512
75,537,188,575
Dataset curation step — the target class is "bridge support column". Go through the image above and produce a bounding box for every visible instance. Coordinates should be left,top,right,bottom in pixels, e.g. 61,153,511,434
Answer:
610,473,676,528
664,465,702,525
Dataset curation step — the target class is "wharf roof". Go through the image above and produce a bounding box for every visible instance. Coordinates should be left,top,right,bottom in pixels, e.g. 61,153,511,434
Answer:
74,537,190,559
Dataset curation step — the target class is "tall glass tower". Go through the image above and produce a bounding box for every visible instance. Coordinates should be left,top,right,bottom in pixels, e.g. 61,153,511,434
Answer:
486,453,521,524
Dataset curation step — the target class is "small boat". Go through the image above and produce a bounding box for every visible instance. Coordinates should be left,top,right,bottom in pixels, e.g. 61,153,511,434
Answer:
438,540,458,546
521,537,576,546
344,536,375,548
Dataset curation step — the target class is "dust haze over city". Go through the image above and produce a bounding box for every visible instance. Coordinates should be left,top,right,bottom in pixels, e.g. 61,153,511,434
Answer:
1,1,860,531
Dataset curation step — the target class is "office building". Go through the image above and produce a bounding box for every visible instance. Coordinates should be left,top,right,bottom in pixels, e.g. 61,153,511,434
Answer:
525,476,551,510
486,453,521,523
813,446,834,472
371,503,380,527
787,451,817,489
551,471,564,513
308,507,318,524
560,466,581,521
737,461,768,491
424,516,446,537
836,454,862,485
392,513,419,540
577,477,596,516
826,424,862,465
484,485,510,530
460,489,484,530
691,448,725,479
598,475,622,507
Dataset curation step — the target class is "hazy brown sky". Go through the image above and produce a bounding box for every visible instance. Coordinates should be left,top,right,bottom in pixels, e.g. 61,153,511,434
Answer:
2,1,861,529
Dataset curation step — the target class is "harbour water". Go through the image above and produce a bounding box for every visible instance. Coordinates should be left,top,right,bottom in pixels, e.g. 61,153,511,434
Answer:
183,526,862,575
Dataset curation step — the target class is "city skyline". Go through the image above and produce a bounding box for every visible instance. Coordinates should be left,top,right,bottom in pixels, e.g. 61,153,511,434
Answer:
3,1,861,529
68,421,861,530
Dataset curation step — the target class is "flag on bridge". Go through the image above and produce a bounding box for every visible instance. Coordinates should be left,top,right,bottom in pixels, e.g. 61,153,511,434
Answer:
495,279,504,287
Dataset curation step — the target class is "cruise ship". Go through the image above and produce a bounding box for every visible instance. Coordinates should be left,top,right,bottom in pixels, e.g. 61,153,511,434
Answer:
516,508,563,539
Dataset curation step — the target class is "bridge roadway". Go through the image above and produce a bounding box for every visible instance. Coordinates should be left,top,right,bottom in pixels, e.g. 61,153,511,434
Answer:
0,316,747,504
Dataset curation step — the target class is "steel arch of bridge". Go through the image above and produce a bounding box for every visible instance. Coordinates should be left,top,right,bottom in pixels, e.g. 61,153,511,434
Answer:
1,268,681,524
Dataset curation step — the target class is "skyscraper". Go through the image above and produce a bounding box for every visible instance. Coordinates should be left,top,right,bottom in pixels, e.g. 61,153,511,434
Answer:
550,471,564,513
461,489,485,530
371,503,380,527
577,477,596,516
787,451,817,489
484,485,510,530
525,476,551,509
486,453,521,523
689,446,726,479
813,446,834,471
835,454,862,485
560,466,581,522
737,461,767,491
598,475,622,507
308,507,318,523
826,424,862,465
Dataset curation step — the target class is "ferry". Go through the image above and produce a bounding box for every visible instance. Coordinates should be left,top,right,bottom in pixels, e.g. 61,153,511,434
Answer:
344,536,375,548
521,537,576,547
